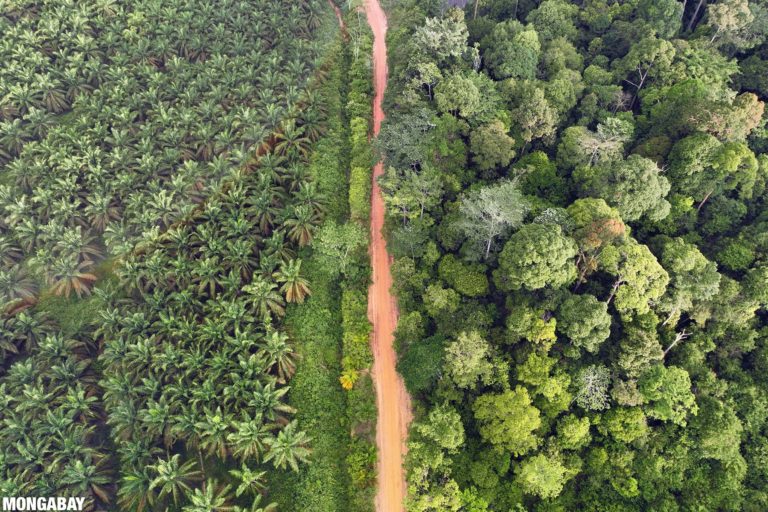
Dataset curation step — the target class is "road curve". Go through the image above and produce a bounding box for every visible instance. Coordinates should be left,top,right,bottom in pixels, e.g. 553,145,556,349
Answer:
363,1,413,511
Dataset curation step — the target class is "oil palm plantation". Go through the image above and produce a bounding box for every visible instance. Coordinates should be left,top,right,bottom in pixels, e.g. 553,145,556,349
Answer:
0,0,331,507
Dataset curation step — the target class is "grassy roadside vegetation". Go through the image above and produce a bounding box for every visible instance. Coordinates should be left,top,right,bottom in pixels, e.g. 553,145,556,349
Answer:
267,32,352,511
341,15,378,511
268,10,377,510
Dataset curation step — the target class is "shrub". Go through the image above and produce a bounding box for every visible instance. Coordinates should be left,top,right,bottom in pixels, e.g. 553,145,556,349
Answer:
350,166,371,224
342,288,373,372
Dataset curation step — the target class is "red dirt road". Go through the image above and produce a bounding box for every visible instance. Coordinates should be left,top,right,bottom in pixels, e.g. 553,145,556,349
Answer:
364,1,413,511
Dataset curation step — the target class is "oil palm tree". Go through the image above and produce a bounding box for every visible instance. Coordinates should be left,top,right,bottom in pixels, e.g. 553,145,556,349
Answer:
283,205,319,247
192,257,223,297
295,181,325,213
48,257,98,298
242,277,285,321
274,119,310,158
228,463,267,498
149,454,201,507
263,421,311,472
233,495,277,512
84,192,120,232
59,457,112,503
273,259,310,304
195,406,232,459
227,414,272,462
0,265,37,303
263,329,297,383
182,480,234,512
0,118,31,157
55,226,103,263
251,380,294,424
247,191,280,235
118,468,156,512
0,237,23,266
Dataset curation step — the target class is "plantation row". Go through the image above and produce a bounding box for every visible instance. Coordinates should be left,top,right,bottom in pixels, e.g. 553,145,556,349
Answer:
0,0,329,306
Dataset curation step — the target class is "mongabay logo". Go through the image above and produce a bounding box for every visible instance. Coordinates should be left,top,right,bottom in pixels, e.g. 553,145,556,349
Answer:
1,497,86,511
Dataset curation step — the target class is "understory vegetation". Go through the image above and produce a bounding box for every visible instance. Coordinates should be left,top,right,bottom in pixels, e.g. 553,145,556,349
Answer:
381,0,768,510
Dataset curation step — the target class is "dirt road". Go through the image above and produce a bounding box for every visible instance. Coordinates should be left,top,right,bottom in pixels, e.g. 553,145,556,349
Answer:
363,1,413,511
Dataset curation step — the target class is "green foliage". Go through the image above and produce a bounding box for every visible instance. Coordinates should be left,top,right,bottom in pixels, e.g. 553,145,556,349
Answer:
515,151,567,206
470,120,516,170
638,365,698,426
557,117,634,169
341,288,373,374
435,72,484,119
717,238,756,271
509,83,559,144
516,454,568,499
416,404,465,451
445,331,500,390
496,224,578,291
600,407,648,443
556,414,592,450
575,154,671,222
506,303,557,347
658,237,721,323
349,167,372,224
691,397,744,464
315,221,368,280
456,180,530,259
424,283,461,319
574,364,612,411
380,164,444,222
482,21,541,80
526,0,579,42
346,438,376,491
411,11,470,68
398,336,445,394
438,255,489,297
617,321,664,378
600,239,669,318
473,387,542,456
557,293,611,354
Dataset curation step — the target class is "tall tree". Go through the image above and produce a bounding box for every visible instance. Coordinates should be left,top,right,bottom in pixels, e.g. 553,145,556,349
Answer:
314,221,367,278
638,364,698,426
456,181,529,258
496,223,578,291
517,454,569,499
600,239,669,318
473,387,542,456
658,237,721,325
444,331,499,390
575,155,671,222
557,293,612,354
470,120,516,171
